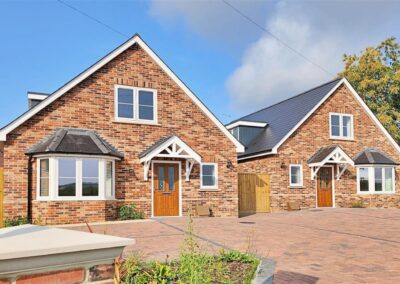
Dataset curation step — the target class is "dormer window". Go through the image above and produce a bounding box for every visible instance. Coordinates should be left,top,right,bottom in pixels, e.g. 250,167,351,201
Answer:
115,85,157,124
329,113,353,139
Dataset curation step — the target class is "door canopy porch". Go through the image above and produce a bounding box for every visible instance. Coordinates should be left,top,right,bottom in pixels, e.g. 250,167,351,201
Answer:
308,145,354,180
139,135,201,181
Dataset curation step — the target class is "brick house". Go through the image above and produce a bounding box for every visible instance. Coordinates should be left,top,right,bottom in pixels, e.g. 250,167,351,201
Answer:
0,34,244,225
227,78,400,211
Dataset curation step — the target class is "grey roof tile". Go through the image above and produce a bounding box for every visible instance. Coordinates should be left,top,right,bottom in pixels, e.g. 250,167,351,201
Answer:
354,148,398,165
307,145,342,164
25,128,124,158
232,78,342,158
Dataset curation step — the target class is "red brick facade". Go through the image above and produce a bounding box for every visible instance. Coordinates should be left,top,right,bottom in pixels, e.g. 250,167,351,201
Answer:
2,43,239,224
239,84,400,211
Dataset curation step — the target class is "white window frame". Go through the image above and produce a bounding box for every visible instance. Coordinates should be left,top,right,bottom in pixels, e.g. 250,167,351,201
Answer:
200,163,218,190
329,112,354,140
36,156,116,201
356,166,395,194
289,164,303,187
114,84,157,124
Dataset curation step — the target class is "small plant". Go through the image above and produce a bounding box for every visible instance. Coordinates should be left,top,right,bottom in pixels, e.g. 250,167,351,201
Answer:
4,216,29,227
118,204,144,220
351,200,364,208
218,249,256,263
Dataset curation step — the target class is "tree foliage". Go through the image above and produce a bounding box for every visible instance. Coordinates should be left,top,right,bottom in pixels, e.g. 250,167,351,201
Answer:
338,37,400,142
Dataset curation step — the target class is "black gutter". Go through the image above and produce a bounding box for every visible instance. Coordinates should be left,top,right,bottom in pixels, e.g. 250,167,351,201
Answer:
27,155,33,223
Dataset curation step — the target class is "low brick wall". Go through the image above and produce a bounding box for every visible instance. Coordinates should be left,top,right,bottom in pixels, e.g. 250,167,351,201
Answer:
0,264,114,284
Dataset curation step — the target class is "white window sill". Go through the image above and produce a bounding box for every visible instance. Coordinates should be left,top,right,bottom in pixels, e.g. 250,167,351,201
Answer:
357,192,395,195
329,136,354,141
199,188,219,192
289,185,305,189
35,198,117,202
113,118,159,126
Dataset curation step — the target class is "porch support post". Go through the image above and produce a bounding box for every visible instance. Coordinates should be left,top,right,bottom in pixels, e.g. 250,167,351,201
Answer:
143,160,150,181
337,164,348,180
185,160,194,181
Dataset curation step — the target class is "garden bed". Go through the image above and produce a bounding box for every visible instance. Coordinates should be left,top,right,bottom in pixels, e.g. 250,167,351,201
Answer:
117,250,259,284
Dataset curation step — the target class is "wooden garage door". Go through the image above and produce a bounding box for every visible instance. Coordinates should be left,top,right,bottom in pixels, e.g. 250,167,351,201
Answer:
239,173,270,216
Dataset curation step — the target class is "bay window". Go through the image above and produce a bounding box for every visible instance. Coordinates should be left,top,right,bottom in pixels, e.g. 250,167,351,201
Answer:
357,166,395,194
37,157,115,200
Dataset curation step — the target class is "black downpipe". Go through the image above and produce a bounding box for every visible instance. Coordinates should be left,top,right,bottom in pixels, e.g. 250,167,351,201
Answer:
27,156,33,223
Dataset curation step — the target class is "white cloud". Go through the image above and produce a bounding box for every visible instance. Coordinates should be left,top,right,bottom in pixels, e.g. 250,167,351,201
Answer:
149,0,400,114
226,0,400,112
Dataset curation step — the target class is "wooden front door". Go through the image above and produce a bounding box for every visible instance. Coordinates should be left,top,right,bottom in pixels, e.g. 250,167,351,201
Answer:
317,167,333,207
153,163,179,216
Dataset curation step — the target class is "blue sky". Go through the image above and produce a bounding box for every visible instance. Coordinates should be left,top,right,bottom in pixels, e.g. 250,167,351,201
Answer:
1,0,400,127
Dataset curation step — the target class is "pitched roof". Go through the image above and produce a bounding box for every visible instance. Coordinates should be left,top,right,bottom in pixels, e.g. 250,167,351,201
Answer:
307,145,341,164
25,128,124,158
234,78,342,158
0,34,243,153
353,148,398,165
139,136,174,158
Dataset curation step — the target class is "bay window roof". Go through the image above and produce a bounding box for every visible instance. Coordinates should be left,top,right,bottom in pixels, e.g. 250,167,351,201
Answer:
354,148,398,165
25,128,124,159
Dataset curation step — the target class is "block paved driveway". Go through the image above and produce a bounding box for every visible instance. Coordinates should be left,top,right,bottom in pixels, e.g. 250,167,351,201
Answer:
70,208,400,283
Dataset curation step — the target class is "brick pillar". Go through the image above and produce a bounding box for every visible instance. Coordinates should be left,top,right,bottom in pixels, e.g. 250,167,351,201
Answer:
0,141,4,227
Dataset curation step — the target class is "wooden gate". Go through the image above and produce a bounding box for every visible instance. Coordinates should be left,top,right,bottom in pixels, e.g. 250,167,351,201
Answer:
238,173,270,216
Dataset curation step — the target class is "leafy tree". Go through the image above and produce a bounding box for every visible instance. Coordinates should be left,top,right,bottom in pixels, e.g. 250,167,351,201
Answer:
338,37,400,142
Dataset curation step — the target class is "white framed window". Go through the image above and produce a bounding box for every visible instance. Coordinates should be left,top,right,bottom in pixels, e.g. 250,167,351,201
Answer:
289,164,303,187
115,85,157,124
357,166,395,194
37,156,115,201
200,163,218,190
329,113,353,139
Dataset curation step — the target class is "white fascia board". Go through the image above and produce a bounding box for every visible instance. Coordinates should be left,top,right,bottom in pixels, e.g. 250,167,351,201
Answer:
134,36,244,153
0,35,244,153
271,79,345,153
342,78,400,154
27,93,48,101
225,121,268,130
237,149,277,161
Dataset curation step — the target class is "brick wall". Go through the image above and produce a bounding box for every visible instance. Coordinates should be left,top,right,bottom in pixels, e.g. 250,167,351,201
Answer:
3,44,238,224
239,84,400,210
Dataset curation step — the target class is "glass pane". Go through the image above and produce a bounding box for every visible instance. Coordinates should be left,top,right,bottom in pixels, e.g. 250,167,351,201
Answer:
40,159,49,197
202,165,215,176
385,168,393,192
374,168,382,191
59,159,75,177
359,168,369,192
158,166,164,191
202,175,215,186
59,178,76,196
168,166,175,191
290,166,300,184
58,159,76,196
118,103,134,118
325,169,330,188
138,90,154,106
331,115,340,126
139,105,154,120
343,116,352,137
105,161,113,197
83,160,98,177
83,178,99,196
82,160,99,196
118,88,134,104
331,125,340,136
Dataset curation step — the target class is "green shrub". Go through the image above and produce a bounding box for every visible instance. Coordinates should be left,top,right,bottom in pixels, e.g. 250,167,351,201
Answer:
218,249,257,263
4,216,29,227
118,204,144,220
351,201,364,208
